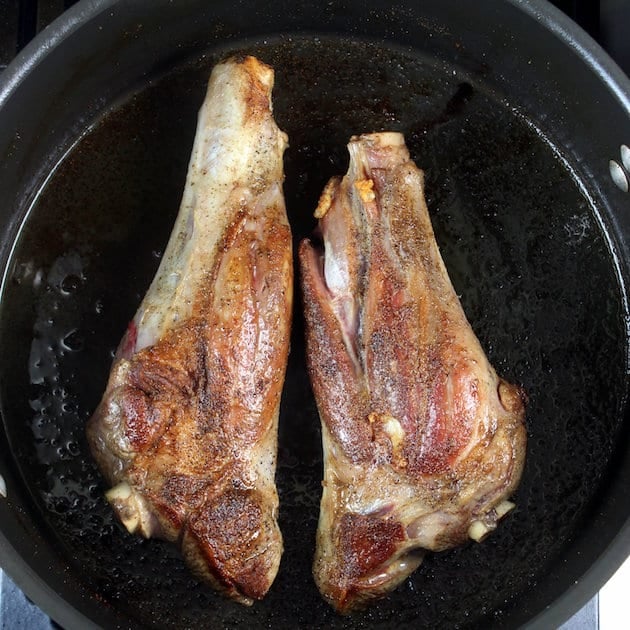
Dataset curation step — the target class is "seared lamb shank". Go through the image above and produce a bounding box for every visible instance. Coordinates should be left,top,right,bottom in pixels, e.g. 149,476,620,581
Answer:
87,56,292,604
299,132,526,613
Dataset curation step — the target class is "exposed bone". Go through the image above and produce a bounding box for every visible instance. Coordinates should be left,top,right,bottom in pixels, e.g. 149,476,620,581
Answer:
495,499,515,519
468,520,492,542
382,415,405,450
368,412,404,439
119,509,141,534
105,481,132,502
468,501,515,543
106,482,141,534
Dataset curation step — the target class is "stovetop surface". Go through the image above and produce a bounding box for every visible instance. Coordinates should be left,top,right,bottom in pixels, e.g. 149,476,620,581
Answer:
0,1,627,628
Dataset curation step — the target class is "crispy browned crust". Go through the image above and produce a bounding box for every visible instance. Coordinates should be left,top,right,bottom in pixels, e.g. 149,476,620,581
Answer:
88,201,292,602
301,133,527,613
87,56,292,604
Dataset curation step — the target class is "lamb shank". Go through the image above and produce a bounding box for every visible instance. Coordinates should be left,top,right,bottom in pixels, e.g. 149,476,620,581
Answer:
87,56,292,605
299,132,527,613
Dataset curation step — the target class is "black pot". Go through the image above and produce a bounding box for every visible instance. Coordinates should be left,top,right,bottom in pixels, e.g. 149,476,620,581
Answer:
0,1,629,628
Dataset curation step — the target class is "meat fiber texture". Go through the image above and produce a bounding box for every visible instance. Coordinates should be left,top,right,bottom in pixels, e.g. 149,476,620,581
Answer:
299,132,527,613
86,56,293,605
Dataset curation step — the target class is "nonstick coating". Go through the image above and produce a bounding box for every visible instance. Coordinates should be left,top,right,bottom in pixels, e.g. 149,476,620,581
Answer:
0,2,629,630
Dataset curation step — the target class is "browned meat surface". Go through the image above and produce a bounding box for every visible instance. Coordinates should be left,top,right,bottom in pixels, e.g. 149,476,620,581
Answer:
299,132,527,613
86,56,292,605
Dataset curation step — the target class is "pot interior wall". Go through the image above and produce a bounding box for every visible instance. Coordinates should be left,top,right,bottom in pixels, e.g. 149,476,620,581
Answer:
0,2,629,629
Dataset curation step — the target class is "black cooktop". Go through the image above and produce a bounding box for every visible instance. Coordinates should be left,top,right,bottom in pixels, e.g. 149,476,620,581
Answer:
0,1,628,628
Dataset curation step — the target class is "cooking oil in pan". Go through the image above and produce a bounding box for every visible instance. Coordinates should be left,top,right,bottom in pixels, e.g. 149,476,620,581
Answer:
0,36,627,629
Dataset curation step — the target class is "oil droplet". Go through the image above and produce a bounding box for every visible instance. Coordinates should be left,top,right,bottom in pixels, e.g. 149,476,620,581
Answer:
52,387,67,399
29,338,56,385
47,251,84,293
61,329,84,352
61,274,82,295
61,401,75,414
